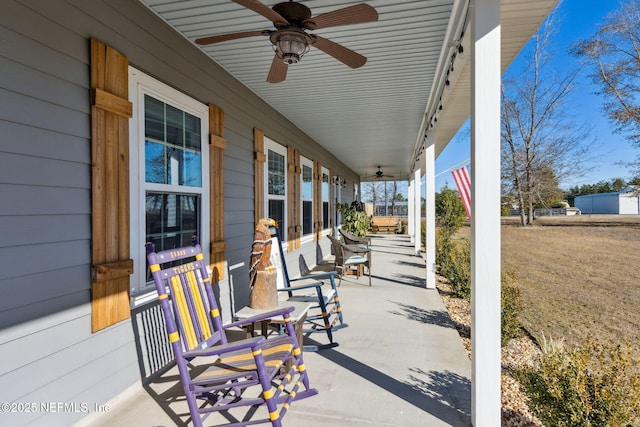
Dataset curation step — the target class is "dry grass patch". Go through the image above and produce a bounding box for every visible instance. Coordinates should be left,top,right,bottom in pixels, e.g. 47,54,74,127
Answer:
501,225,640,355
442,218,640,426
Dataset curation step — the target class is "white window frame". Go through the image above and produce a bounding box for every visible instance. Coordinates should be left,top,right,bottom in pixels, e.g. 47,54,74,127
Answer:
299,156,314,244
263,137,288,244
128,67,210,303
321,166,331,236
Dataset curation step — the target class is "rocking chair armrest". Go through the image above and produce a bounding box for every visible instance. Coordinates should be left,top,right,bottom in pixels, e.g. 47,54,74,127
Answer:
182,335,266,358
225,306,296,329
277,281,324,293
293,271,336,281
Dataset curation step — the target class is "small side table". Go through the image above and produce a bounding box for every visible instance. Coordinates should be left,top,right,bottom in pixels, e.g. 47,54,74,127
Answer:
235,300,313,352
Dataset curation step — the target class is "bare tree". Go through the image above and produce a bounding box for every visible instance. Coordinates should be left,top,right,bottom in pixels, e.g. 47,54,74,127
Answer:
360,181,384,214
390,181,398,215
573,0,640,177
501,11,592,225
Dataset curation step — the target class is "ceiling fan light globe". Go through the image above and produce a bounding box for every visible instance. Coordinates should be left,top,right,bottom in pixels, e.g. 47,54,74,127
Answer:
271,30,311,65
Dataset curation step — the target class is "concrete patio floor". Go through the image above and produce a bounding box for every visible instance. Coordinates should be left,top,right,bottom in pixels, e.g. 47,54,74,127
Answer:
79,234,471,427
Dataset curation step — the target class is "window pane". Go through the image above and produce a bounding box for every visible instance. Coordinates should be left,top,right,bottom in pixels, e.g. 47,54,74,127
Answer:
144,95,165,141
268,149,285,196
323,201,329,229
303,201,313,235
145,140,166,184
165,104,184,146
144,95,202,187
182,149,202,187
268,199,285,230
145,192,200,281
322,173,329,202
184,113,201,150
302,165,313,200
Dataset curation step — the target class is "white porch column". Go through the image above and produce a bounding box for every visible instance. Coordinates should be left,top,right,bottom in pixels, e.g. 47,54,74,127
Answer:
413,168,421,256
424,140,436,289
408,179,414,242
471,0,501,425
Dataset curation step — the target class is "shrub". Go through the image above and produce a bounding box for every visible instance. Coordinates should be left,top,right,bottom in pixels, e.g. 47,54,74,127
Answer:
501,270,523,346
435,188,466,238
517,336,640,427
440,237,471,299
435,227,451,269
437,233,522,344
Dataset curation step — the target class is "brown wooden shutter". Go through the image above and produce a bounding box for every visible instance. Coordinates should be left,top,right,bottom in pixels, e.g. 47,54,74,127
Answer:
209,105,227,282
286,146,296,252
90,38,133,332
314,161,322,242
254,129,265,223
294,150,302,248
328,169,334,231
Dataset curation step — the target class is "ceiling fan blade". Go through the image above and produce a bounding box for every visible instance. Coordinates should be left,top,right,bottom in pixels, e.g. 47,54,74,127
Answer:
312,35,367,68
195,30,265,45
266,54,288,83
304,4,378,30
233,0,289,25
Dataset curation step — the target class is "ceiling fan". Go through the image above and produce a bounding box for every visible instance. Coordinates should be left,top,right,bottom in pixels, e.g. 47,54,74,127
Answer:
195,0,378,83
364,166,394,180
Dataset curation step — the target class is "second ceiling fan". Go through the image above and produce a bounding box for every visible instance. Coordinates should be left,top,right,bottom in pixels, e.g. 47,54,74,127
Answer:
195,0,378,83
364,166,394,180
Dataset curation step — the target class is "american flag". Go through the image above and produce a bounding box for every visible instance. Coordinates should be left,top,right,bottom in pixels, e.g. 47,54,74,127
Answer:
451,166,471,219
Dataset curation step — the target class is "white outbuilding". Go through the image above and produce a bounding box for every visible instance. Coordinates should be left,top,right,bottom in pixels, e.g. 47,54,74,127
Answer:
574,186,640,214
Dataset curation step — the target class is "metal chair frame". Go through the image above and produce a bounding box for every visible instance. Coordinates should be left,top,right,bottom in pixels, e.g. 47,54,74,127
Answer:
270,227,347,351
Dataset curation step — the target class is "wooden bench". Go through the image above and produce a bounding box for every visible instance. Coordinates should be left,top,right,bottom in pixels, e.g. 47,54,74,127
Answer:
371,216,400,233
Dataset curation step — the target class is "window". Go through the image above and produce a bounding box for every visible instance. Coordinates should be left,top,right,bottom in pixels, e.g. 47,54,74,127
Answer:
322,168,330,231
264,138,287,234
129,68,210,298
300,156,314,237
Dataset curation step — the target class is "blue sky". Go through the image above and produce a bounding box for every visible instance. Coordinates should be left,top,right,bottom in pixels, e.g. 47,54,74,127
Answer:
434,0,637,192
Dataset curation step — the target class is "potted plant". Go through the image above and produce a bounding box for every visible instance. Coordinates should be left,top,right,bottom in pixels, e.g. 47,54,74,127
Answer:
336,201,370,237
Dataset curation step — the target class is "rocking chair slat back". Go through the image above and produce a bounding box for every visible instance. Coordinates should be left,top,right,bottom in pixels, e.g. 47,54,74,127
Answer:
147,240,225,352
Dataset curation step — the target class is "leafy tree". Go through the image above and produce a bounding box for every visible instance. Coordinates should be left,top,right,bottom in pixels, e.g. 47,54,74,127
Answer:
573,0,640,176
435,188,466,238
501,11,592,226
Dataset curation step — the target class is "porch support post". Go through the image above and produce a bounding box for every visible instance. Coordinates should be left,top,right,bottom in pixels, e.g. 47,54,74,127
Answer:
424,140,436,289
414,168,421,256
408,179,415,242
471,0,501,425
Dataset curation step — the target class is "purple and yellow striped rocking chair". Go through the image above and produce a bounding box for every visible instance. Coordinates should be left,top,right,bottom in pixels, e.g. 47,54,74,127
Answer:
146,237,317,427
